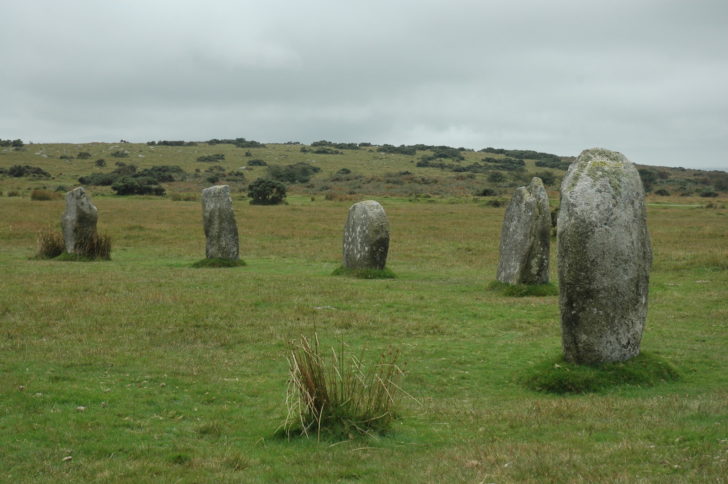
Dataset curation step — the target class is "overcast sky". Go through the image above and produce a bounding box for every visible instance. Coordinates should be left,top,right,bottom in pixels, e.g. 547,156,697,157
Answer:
2,0,727,169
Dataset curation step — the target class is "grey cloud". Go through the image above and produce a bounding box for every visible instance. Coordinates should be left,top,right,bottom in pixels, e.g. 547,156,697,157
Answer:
1,0,726,168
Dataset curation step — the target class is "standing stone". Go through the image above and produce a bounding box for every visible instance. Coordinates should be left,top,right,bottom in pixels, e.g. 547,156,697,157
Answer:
343,200,390,270
61,187,98,254
202,185,239,260
496,177,551,285
558,148,652,364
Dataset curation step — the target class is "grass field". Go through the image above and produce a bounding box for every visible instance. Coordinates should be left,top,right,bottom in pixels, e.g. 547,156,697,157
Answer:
1,142,727,482
1,191,727,483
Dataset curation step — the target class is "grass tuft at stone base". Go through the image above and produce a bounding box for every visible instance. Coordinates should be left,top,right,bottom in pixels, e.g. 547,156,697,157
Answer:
51,252,111,262
523,352,680,394
332,266,396,279
191,258,246,268
488,280,558,297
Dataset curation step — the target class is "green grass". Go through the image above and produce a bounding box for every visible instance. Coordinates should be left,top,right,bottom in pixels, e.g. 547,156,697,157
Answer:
0,152,727,482
191,257,247,268
488,280,559,297
523,352,681,394
331,265,396,279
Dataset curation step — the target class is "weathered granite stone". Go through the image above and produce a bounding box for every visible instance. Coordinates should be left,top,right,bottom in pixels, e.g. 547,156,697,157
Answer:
202,185,239,260
343,200,389,270
496,177,551,285
61,187,98,254
558,148,652,364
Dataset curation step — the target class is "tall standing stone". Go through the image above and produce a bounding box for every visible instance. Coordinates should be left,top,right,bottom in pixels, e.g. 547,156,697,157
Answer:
61,187,98,254
496,177,551,285
343,200,390,270
558,148,652,364
202,185,239,260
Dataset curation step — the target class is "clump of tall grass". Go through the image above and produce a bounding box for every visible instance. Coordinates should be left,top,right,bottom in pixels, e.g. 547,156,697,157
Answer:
282,335,404,440
36,227,112,261
30,189,62,201
35,226,65,259
75,232,112,260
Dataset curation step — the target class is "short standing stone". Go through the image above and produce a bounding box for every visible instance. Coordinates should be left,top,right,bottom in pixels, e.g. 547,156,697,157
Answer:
558,148,652,364
343,200,390,270
496,177,551,285
202,185,239,260
61,187,98,254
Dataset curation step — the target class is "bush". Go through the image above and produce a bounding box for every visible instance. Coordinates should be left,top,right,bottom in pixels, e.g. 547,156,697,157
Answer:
268,162,321,184
655,189,670,196
533,170,557,186
35,227,65,259
0,139,24,147
76,152,92,159
3,165,51,178
197,154,225,163
638,169,657,192
78,172,118,186
137,165,186,182
377,144,417,156
95,159,106,167
247,159,267,166
110,150,129,158
487,172,505,183
475,188,497,197
535,158,571,170
111,176,165,196
248,178,286,205
700,190,719,198
30,189,61,201
169,192,198,201
206,137,265,148
282,335,403,439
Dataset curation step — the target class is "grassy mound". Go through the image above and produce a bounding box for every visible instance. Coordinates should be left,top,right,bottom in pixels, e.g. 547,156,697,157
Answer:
332,265,396,279
523,352,680,394
191,258,246,268
488,280,558,297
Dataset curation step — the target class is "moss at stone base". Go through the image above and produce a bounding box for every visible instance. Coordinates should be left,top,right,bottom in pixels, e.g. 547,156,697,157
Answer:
523,352,680,394
488,280,558,297
332,265,396,279
192,258,246,268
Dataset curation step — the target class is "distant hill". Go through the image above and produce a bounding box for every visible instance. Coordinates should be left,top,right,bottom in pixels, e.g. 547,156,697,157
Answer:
1,138,725,199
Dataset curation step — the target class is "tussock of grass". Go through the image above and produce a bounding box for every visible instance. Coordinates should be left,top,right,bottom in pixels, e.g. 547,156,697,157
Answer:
281,334,403,440
332,265,396,279
34,226,65,259
35,228,111,261
488,280,558,297
523,352,680,394
76,232,112,260
191,258,246,268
